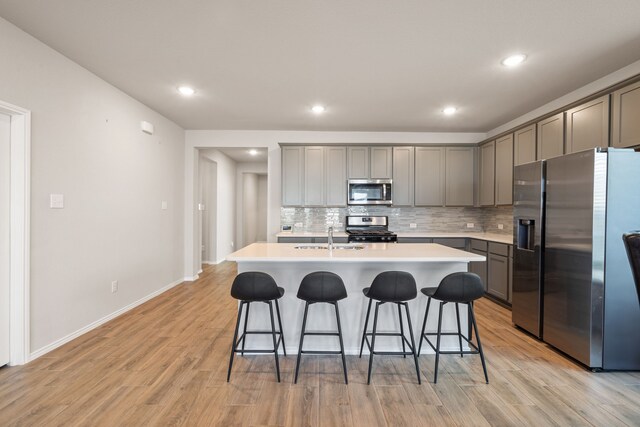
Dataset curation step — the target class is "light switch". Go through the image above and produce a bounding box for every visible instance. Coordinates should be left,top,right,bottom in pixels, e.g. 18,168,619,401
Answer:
198,203,205,211
161,201,168,210
50,194,64,209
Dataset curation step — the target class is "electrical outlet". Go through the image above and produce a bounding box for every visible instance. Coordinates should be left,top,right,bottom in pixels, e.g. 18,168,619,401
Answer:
498,224,504,230
294,222,303,228
466,223,474,228
409,223,417,229
111,281,118,293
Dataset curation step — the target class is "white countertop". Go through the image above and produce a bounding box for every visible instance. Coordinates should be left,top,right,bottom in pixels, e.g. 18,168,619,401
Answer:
275,231,512,245
227,242,486,263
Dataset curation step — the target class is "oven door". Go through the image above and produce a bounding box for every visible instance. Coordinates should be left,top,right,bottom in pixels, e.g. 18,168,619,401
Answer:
348,179,392,205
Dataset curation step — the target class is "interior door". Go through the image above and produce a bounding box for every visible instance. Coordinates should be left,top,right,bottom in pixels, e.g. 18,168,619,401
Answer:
0,113,10,366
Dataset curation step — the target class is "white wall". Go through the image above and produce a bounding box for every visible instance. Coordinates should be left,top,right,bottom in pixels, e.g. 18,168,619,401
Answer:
183,130,485,277
200,149,237,264
257,174,268,242
0,113,9,365
198,157,217,264
235,162,268,248
0,17,185,356
242,173,259,246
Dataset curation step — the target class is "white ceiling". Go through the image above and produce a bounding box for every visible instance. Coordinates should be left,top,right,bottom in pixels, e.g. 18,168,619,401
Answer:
1,1,640,132
209,147,268,163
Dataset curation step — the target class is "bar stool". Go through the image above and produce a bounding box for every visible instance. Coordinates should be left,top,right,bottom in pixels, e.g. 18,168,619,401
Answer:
294,271,348,384
418,272,488,384
359,271,421,385
227,272,286,383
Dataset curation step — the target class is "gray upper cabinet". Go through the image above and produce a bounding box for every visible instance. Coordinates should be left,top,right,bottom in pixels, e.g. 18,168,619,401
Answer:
325,146,347,206
415,147,445,206
612,80,640,148
537,113,564,160
281,146,304,206
565,95,610,153
370,147,393,179
479,141,495,206
304,147,325,206
392,147,414,206
445,147,474,206
495,134,514,205
347,146,369,179
514,124,537,165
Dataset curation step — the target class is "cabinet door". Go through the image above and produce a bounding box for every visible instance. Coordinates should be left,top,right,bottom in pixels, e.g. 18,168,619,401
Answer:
495,134,514,205
433,238,467,249
445,147,474,206
488,254,509,300
392,147,414,206
304,147,325,206
415,147,445,206
397,237,433,243
537,113,564,160
370,147,393,179
479,141,495,206
281,146,304,206
514,124,537,165
565,95,610,153
325,147,347,206
468,249,488,292
347,147,369,179
612,81,640,148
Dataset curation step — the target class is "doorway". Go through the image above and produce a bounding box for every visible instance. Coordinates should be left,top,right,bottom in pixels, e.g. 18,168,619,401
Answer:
0,113,9,366
242,172,268,246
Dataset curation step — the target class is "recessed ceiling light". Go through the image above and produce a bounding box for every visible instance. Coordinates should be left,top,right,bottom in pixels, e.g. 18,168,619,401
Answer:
501,54,527,67
178,86,196,96
248,149,258,156
442,106,457,115
311,105,326,114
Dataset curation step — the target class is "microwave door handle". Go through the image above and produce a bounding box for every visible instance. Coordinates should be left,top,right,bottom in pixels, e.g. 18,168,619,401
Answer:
382,185,386,201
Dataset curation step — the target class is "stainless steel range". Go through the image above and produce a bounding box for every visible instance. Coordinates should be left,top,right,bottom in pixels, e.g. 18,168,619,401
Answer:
345,216,397,243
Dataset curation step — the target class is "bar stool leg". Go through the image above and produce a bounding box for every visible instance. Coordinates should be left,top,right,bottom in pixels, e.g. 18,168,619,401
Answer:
359,298,372,358
455,303,463,358
469,303,489,384
275,299,287,357
241,302,251,356
227,301,245,382
294,302,310,384
434,302,445,384
397,303,407,358
403,302,421,385
418,297,431,356
334,302,348,384
367,302,381,385
268,301,281,382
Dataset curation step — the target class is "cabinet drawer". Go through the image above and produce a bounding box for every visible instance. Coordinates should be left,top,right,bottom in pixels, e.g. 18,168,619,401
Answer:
278,237,314,243
397,237,433,243
470,239,488,251
488,242,509,256
433,238,467,249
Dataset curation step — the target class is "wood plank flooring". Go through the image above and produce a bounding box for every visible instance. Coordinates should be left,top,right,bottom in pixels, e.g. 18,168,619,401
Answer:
1,262,640,426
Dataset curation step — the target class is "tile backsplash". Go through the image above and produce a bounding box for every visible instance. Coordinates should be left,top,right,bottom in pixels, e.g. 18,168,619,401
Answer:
281,206,513,235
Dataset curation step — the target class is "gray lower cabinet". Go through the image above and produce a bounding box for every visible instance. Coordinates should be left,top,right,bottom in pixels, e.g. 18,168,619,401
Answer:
392,147,414,206
468,239,488,291
304,146,325,206
565,95,610,153
370,147,393,179
537,113,564,160
487,242,510,301
396,237,433,243
445,147,474,206
514,124,537,166
415,147,445,206
611,80,640,148
433,238,466,249
282,146,304,206
277,236,347,243
479,141,495,206
495,134,514,205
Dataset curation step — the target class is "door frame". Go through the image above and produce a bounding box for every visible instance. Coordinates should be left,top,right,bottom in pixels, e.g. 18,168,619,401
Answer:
0,100,31,365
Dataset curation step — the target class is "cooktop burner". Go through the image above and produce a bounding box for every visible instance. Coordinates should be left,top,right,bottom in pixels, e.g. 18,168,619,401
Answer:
345,216,397,242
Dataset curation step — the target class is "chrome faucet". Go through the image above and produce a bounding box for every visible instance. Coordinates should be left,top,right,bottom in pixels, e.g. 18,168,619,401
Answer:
328,226,334,250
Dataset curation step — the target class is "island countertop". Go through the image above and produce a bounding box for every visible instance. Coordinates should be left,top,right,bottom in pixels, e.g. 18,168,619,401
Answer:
226,242,486,263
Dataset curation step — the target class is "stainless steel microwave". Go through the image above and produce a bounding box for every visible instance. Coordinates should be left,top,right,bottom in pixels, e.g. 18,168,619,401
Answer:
347,179,392,205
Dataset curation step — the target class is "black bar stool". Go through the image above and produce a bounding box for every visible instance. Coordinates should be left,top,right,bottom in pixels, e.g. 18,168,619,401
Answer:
294,271,348,384
623,232,640,306
227,272,286,382
418,272,488,384
359,271,421,385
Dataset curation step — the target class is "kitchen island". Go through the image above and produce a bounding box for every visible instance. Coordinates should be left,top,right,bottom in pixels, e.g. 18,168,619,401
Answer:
226,242,485,354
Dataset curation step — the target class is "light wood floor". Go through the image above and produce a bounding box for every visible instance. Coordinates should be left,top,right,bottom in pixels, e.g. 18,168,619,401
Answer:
1,262,640,426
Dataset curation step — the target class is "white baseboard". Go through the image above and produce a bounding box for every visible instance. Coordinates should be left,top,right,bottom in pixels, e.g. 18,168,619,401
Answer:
28,277,184,362
184,274,199,281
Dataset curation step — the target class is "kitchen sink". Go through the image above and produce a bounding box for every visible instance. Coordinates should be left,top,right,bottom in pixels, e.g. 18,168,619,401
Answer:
294,244,365,250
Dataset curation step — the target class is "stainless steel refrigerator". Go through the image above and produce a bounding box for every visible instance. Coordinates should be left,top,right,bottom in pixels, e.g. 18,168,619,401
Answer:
543,148,640,369
512,161,546,339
